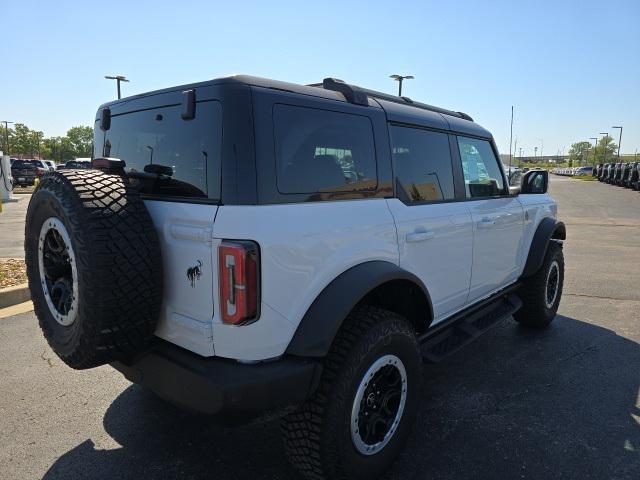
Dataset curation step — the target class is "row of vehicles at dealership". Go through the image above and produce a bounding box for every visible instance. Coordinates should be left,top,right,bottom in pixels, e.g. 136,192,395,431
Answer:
9,158,91,187
552,166,594,176
552,162,640,190
593,161,640,189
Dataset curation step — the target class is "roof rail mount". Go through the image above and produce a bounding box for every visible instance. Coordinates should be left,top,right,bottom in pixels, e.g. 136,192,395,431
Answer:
322,78,369,106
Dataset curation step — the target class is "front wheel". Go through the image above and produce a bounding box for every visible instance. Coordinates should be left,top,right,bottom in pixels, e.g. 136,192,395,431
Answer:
282,306,422,480
515,241,564,328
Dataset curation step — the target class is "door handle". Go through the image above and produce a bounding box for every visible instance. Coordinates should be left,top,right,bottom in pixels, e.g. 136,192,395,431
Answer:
477,217,496,229
406,230,435,243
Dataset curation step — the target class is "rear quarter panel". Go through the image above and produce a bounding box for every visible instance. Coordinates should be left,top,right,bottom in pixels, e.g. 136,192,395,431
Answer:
211,200,399,360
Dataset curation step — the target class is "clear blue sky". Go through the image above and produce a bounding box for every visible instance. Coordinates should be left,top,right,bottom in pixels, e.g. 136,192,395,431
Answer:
2,0,639,156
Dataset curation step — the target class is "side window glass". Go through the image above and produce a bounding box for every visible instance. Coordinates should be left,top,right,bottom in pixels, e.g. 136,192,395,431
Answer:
389,126,455,202
457,136,505,198
103,101,222,199
274,105,377,194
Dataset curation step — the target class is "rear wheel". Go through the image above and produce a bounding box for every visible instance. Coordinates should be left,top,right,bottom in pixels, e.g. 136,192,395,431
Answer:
515,242,564,328
282,306,422,480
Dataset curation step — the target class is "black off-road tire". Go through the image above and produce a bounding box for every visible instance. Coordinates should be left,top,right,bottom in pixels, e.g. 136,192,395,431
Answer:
25,170,162,369
514,241,564,329
282,306,422,480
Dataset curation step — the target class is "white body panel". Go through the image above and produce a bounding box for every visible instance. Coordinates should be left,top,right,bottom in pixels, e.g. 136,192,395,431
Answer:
466,197,524,302
211,199,399,360
516,193,558,270
144,200,218,356
385,198,473,322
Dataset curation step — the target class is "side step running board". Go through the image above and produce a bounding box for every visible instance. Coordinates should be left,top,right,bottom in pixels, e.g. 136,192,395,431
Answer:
419,292,522,363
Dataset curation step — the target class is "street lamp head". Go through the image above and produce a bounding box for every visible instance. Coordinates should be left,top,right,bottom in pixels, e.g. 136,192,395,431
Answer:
389,74,414,80
105,75,129,82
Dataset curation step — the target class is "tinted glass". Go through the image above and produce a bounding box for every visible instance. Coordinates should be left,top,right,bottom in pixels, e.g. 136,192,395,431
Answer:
100,101,222,199
389,126,455,202
457,136,505,198
274,105,377,194
12,160,38,169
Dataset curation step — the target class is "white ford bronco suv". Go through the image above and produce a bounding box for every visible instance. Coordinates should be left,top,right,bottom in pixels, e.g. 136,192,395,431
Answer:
25,76,565,479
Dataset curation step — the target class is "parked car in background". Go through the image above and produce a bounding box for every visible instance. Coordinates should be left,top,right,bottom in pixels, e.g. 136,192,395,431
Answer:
630,162,640,190
65,160,92,169
605,163,616,183
615,163,625,185
42,160,56,171
574,166,592,176
10,159,47,187
55,164,66,171
619,163,631,187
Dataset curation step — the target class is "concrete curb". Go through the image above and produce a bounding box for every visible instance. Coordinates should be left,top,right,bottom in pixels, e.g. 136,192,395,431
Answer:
0,283,31,309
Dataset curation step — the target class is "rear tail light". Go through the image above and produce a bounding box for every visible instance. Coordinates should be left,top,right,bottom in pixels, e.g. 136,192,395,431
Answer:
218,240,260,325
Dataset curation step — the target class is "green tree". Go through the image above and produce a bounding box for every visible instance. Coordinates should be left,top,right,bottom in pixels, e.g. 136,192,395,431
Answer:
66,126,93,158
29,130,45,157
594,136,618,164
568,141,592,166
12,123,32,156
0,125,14,155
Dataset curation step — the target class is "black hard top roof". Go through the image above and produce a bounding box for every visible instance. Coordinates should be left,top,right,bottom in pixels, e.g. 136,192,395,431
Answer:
98,75,492,138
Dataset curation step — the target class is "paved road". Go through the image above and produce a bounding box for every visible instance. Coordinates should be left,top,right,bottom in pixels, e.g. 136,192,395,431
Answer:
1,177,638,479
0,193,31,258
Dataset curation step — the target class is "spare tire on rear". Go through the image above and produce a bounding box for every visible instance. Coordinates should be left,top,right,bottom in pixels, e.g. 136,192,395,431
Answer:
25,170,162,369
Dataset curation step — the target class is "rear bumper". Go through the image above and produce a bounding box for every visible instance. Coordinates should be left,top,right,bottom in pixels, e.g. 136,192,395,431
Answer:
111,340,322,418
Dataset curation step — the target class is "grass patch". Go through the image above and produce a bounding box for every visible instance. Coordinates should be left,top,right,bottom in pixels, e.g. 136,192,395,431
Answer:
571,175,597,181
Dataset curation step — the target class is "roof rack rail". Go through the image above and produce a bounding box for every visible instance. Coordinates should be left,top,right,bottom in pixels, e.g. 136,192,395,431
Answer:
321,78,369,106
312,77,474,122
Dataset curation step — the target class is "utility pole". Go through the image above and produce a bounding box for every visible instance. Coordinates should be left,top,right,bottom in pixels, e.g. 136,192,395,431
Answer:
612,126,622,158
389,74,414,97
1,121,14,155
105,75,129,99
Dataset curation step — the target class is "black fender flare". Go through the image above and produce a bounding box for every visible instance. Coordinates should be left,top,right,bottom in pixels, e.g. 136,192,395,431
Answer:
285,261,433,358
521,217,566,278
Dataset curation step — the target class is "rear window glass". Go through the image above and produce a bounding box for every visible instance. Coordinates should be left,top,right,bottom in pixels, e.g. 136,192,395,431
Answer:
98,100,222,199
12,161,38,169
389,126,455,202
274,105,377,194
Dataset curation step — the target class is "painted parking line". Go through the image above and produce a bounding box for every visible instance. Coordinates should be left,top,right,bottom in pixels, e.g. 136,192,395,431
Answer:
0,300,34,319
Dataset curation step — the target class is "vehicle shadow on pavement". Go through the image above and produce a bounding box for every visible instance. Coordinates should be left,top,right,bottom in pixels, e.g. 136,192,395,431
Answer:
43,316,640,480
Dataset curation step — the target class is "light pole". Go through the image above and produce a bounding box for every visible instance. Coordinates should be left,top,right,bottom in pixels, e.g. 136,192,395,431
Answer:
600,132,609,165
612,126,622,158
534,146,538,162
1,120,14,155
590,137,598,165
535,137,544,162
105,75,129,99
518,147,523,167
389,74,414,97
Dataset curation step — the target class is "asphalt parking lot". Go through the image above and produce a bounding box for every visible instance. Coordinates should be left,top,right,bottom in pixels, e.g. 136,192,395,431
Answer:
0,177,638,479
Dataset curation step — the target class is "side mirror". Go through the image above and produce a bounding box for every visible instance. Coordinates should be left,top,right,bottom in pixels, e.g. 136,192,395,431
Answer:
521,169,549,194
